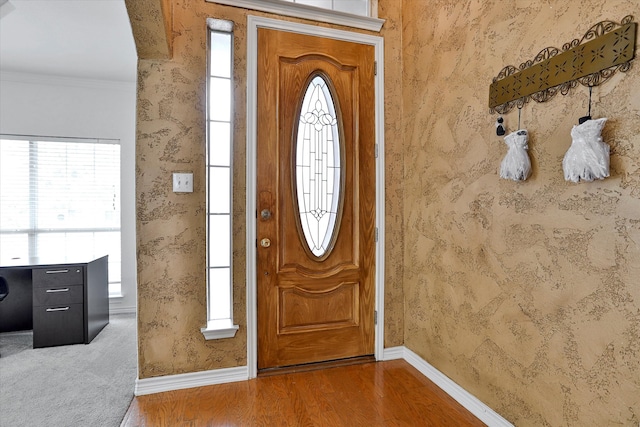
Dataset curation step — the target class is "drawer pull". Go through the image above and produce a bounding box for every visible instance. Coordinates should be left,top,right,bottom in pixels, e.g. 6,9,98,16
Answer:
46,288,70,293
46,307,70,312
45,269,70,274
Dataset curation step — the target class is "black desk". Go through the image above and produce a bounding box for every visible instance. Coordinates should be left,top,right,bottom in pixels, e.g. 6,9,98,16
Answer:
0,255,109,348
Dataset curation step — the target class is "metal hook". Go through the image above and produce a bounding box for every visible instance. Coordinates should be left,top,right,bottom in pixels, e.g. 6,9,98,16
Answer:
518,105,522,130
579,86,593,124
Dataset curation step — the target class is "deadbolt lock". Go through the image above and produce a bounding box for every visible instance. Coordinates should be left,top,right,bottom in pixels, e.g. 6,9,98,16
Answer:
260,209,272,220
260,238,271,248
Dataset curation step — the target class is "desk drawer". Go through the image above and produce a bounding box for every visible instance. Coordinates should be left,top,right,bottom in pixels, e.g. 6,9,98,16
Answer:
33,266,83,287
33,284,83,307
33,303,84,348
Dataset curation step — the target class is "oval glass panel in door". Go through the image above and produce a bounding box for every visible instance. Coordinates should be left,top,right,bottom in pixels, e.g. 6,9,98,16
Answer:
295,75,342,258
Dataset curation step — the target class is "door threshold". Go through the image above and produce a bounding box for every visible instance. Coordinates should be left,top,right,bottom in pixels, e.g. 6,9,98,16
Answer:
258,355,375,377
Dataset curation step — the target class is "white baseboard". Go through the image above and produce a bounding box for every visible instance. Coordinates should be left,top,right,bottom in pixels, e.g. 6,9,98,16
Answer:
109,305,136,315
134,366,249,396
133,346,511,427
386,346,513,427
381,346,405,360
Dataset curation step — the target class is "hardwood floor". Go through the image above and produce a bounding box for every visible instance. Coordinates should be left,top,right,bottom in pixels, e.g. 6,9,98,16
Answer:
121,360,485,427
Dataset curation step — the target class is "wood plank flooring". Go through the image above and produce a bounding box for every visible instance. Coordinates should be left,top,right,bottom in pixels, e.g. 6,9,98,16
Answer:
121,360,486,427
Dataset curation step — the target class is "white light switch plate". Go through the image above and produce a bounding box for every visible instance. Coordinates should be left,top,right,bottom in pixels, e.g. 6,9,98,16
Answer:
173,172,193,193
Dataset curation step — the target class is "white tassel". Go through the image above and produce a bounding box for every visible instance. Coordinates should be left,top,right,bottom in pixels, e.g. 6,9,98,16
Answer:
500,130,531,181
562,118,609,183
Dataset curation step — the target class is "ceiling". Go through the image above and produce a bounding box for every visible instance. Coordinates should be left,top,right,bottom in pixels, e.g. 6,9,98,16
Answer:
0,0,137,82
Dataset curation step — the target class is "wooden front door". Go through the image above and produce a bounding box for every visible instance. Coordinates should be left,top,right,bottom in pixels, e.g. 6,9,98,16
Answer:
256,28,376,370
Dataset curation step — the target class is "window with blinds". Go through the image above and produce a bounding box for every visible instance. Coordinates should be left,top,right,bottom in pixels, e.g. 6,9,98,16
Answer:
0,136,121,295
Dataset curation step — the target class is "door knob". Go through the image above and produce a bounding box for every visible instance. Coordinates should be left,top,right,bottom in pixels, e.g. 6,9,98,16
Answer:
260,238,271,248
261,209,272,220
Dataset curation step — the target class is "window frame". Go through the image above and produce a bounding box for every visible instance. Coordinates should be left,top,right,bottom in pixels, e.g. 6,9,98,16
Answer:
204,0,384,32
0,134,122,296
201,18,239,340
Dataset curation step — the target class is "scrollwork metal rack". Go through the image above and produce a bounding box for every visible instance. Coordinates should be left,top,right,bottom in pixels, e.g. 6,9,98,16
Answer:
489,15,637,114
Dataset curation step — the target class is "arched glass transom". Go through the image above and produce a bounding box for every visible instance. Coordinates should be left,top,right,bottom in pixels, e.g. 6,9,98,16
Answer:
295,75,342,258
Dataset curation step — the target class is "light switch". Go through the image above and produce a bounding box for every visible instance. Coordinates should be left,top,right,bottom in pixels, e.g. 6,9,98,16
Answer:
173,172,193,193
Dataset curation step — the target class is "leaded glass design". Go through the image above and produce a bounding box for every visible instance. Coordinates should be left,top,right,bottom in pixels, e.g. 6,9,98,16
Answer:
295,75,342,258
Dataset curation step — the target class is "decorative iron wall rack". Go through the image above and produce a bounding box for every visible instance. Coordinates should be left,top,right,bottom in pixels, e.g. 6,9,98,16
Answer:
489,15,637,114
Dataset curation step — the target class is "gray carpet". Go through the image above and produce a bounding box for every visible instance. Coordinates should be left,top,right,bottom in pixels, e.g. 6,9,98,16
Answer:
0,313,137,427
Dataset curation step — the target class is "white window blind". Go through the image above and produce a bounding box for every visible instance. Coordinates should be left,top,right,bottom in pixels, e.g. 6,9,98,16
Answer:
0,136,121,295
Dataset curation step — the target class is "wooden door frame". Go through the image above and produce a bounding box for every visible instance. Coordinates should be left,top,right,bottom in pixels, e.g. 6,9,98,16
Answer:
246,15,385,379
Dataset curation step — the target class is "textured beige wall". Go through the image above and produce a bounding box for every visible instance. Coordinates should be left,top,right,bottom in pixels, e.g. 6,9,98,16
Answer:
402,1,640,425
134,2,249,378
125,0,171,60
379,0,405,348
132,0,405,378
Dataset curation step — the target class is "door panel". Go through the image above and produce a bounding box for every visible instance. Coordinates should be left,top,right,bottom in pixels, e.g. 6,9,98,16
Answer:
278,281,359,334
257,28,375,370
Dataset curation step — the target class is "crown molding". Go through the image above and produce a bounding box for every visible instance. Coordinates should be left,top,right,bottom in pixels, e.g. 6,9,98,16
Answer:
0,70,136,91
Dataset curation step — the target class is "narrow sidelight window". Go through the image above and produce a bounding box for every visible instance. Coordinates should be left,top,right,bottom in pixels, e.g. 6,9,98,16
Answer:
203,17,238,338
